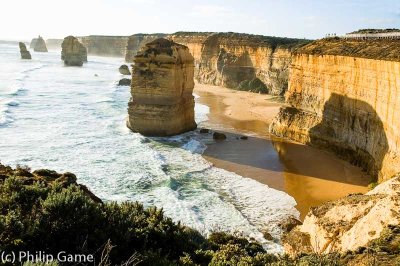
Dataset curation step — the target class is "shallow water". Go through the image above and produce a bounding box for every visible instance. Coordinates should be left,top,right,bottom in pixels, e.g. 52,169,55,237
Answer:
0,43,299,252
196,89,370,220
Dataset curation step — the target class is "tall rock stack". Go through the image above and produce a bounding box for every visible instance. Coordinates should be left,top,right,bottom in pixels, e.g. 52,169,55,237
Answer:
19,42,31,59
33,36,48,52
127,38,197,136
61,36,88,66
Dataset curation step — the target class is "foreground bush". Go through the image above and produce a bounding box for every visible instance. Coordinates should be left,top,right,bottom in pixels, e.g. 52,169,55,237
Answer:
1,163,399,265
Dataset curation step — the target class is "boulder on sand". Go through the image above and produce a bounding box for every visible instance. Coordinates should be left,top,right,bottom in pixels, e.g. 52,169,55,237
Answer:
19,42,31,59
213,132,227,140
61,36,87,66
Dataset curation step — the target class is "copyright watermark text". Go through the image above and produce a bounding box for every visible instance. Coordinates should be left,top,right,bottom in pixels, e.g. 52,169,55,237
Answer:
0,251,94,264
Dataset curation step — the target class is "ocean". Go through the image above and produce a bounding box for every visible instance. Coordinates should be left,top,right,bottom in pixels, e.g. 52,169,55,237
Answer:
0,42,299,252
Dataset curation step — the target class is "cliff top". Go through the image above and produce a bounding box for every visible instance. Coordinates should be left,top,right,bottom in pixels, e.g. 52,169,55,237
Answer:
295,38,400,61
349,28,400,34
204,32,312,50
136,38,191,60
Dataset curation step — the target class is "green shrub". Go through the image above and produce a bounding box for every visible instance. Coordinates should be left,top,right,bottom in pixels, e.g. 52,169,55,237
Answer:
237,78,268,93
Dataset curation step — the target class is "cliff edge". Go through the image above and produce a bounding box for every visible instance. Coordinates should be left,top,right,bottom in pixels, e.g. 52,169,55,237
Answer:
125,32,310,95
270,38,400,182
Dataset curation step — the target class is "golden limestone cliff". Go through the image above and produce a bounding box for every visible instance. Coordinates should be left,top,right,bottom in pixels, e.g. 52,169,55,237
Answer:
270,38,400,182
168,32,213,70
194,33,308,95
125,32,310,95
284,175,400,256
270,38,400,257
127,38,196,136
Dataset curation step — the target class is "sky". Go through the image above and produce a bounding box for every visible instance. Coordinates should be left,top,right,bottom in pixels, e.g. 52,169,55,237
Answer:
1,0,399,40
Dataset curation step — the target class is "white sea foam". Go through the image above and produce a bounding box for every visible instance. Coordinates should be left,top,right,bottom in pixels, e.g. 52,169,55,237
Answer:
0,43,299,253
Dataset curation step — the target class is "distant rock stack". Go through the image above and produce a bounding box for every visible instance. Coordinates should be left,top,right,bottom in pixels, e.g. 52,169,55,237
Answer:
19,42,31,59
29,38,38,49
127,38,197,136
61,36,88,66
33,36,48,52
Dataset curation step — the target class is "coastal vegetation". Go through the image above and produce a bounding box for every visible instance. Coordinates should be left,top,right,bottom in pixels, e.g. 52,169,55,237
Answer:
1,163,399,265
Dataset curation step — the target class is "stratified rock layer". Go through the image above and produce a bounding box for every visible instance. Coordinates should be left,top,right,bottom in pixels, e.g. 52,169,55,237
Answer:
61,36,88,66
33,36,48,52
283,176,400,255
127,38,196,136
270,39,400,182
19,42,31,59
126,32,310,95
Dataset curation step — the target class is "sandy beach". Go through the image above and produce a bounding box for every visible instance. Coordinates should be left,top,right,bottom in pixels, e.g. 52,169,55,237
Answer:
194,83,370,220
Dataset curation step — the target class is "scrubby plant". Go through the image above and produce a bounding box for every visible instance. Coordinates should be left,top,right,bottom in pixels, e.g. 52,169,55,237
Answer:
237,78,268,94
1,163,398,265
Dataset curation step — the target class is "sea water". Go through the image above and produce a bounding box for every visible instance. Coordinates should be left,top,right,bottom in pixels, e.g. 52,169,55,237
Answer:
0,42,299,252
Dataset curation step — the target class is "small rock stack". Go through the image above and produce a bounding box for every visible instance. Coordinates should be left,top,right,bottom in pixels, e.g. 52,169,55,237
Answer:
127,38,196,136
19,42,31,59
33,36,48,52
61,36,88,66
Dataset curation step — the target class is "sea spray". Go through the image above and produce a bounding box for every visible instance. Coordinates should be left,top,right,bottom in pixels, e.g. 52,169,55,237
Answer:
0,43,298,253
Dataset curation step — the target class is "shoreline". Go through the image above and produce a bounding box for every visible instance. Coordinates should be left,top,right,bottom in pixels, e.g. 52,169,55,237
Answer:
194,83,370,220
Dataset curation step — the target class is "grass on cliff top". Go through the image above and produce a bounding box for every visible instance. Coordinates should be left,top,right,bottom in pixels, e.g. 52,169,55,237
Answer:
349,28,400,34
295,37,400,61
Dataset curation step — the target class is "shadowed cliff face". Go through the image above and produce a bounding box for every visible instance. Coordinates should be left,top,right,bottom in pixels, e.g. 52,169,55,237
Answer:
270,44,400,182
271,94,389,182
309,93,388,179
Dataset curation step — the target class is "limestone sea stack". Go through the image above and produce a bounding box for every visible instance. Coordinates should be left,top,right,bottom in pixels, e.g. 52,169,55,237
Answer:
19,42,31,59
127,38,197,136
33,36,48,52
29,38,38,49
61,36,88,66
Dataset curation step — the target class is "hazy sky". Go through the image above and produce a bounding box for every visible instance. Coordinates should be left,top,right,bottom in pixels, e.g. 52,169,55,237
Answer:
1,0,399,40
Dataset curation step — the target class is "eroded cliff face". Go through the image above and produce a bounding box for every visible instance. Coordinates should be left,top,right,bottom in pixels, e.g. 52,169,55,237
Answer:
125,32,310,95
283,176,400,256
270,39,400,182
194,33,308,95
124,33,167,62
168,32,213,68
78,36,129,57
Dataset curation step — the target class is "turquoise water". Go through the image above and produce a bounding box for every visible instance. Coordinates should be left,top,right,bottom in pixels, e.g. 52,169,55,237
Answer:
0,42,298,252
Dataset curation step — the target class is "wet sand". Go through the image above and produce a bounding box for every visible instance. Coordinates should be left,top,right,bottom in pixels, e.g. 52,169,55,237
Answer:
194,83,370,220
